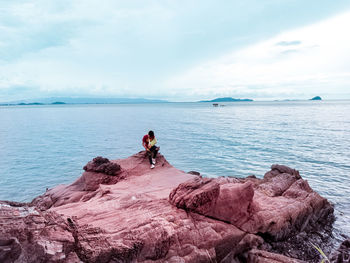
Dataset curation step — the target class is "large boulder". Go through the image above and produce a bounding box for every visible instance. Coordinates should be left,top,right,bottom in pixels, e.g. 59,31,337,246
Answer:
169,164,335,261
169,177,254,226
31,156,125,210
83,156,121,176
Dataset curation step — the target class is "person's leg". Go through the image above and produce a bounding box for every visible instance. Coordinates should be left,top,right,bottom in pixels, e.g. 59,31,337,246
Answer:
149,146,158,164
147,151,153,164
148,149,155,168
152,146,158,159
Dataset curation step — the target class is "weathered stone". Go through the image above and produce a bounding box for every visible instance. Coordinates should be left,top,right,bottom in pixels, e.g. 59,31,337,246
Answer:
187,171,201,176
0,201,77,263
0,153,337,262
83,156,121,176
330,238,350,263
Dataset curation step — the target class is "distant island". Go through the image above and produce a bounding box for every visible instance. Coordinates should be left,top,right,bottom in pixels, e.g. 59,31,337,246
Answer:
0,97,169,105
51,101,66,105
4,101,66,106
0,96,328,106
310,96,322,101
199,97,253,102
17,102,44,105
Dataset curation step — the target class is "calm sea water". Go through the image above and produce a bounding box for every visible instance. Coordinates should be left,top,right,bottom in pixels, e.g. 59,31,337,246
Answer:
1,101,349,241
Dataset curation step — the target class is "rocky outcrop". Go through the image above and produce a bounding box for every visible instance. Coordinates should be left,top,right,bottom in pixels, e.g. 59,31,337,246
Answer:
169,177,254,227
0,153,340,262
0,201,79,263
83,156,121,176
31,157,125,210
169,164,332,240
169,164,336,261
329,239,350,262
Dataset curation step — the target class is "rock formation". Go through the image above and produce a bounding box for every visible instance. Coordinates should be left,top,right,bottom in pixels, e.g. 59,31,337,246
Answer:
0,152,341,262
329,239,350,262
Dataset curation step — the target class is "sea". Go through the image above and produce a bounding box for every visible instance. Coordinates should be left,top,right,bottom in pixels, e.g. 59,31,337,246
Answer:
1,100,349,243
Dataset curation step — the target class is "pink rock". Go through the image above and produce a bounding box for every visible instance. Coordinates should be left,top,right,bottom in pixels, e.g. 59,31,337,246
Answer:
169,177,221,212
0,201,78,263
240,166,333,240
1,154,335,262
246,249,303,263
32,159,126,209
169,178,254,226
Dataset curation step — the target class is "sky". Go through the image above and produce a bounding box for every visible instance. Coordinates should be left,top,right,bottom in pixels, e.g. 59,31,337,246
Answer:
0,0,350,102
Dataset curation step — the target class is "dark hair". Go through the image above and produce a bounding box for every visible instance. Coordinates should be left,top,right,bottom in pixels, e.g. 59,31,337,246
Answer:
148,130,154,138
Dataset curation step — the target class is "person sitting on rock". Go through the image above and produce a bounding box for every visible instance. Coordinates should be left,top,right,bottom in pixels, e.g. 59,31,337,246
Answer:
142,130,159,169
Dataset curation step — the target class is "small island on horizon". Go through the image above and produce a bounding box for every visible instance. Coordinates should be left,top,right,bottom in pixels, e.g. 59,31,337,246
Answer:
1,96,255,106
0,97,169,106
0,96,334,106
310,96,322,100
199,97,254,102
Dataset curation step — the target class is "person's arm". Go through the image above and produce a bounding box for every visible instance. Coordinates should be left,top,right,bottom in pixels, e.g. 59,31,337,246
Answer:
149,138,157,147
142,142,149,151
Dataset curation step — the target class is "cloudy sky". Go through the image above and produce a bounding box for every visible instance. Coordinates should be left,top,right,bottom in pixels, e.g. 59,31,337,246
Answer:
0,0,350,102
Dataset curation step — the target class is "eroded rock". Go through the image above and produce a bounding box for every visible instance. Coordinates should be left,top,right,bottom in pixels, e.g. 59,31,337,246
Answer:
31,156,125,210
83,156,121,176
169,177,254,227
0,154,338,262
330,238,350,263
0,201,77,263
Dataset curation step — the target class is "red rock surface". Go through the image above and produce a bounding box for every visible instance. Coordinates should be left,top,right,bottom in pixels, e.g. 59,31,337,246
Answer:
0,201,80,263
0,152,337,262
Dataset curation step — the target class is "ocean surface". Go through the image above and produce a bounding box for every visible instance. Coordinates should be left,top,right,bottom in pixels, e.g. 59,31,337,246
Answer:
1,100,349,242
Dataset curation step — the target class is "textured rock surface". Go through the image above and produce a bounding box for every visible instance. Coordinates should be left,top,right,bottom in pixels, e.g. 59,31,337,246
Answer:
0,201,79,263
83,156,121,176
169,177,254,227
170,164,333,241
329,239,350,262
0,153,340,262
245,249,303,263
31,157,125,210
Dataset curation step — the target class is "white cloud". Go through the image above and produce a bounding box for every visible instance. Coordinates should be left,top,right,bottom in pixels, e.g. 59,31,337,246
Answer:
0,1,349,101
0,1,177,100
165,11,350,100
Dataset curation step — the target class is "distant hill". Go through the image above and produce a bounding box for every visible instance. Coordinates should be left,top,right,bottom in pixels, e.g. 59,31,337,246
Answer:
18,102,44,105
3,97,169,105
310,96,322,101
199,97,253,102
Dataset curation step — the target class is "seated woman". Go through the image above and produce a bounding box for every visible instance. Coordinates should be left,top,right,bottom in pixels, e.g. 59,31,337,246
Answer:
142,130,159,169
